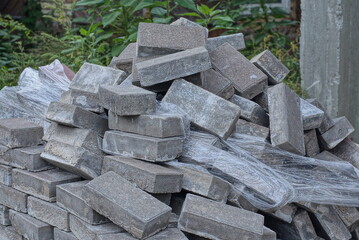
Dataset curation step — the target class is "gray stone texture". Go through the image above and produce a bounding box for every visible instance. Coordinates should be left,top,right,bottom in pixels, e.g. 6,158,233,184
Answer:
300,0,359,142
251,49,289,84
46,102,108,136
28,196,70,231
293,210,319,240
82,171,172,239
99,85,156,116
0,164,12,186
304,129,320,157
210,43,268,99
131,55,159,85
68,89,104,113
170,17,208,36
178,194,264,240
306,98,335,135
189,131,220,146
0,183,27,213
56,180,108,225
206,33,246,52
200,68,235,100
329,138,359,169
334,206,359,232
102,156,182,193
54,228,78,240
108,42,136,73
301,98,325,130
9,209,53,240
0,118,43,148
262,227,276,240
0,205,10,226
162,79,241,139
98,228,189,240
233,119,270,139
2,226,23,240
252,88,269,112
152,193,171,206
108,111,184,138
229,94,269,126
268,83,305,155
136,47,211,87
103,131,183,162
318,116,354,150
12,168,80,202
264,204,297,224
314,150,345,162
136,22,207,57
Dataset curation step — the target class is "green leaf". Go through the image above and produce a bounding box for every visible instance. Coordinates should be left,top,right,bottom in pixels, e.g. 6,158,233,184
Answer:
112,44,125,57
254,32,265,45
79,28,88,36
212,15,233,22
180,12,201,18
270,7,288,16
277,20,298,26
197,4,211,16
76,0,105,6
151,7,167,16
131,0,155,15
153,16,173,24
264,22,276,30
102,12,121,27
95,33,113,44
174,0,197,12
72,17,91,24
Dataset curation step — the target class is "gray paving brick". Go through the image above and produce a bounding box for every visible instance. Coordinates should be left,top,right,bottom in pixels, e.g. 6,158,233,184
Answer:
0,184,27,213
206,33,245,51
68,89,104,113
200,68,235,99
54,228,78,240
0,164,12,186
314,151,345,162
304,129,320,157
170,17,208,36
2,226,23,240
329,138,359,169
233,119,269,139
108,42,136,73
262,227,276,240
98,228,189,240
307,98,335,134
0,204,10,226
252,88,269,112
334,206,359,232
300,99,325,130
263,204,297,224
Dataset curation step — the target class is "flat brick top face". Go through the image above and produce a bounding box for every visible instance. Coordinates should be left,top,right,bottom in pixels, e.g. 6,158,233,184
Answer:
100,85,155,96
57,180,90,197
0,118,42,130
118,42,136,60
14,168,80,183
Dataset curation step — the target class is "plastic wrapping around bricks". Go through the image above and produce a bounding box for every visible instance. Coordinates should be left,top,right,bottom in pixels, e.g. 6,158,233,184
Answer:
0,59,71,130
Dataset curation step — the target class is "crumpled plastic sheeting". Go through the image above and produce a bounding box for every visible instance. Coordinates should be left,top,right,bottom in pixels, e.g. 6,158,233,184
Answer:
0,60,71,130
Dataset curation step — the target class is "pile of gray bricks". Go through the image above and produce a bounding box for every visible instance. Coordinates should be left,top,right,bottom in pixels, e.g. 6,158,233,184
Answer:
0,17,359,240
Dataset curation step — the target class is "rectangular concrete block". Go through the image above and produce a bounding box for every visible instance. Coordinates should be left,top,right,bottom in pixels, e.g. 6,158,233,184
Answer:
136,22,207,57
108,42,136,73
264,204,297,224
164,161,230,202
46,102,108,136
102,156,182,193
210,43,268,99
0,205,10,226
0,183,27,213
262,227,276,240
252,88,269,112
200,68,235,99
56,181,107,225
68,89,104,113
0,118,43,148
300,99,325,130
103,131,183,162
99,85,156,116
12,169,80,202
2,226,23,240
98,228,189,240
206,33,245,51
136,47,211,87
9,210,53,240
178,194,264,240
54,228,78,240
314,150,345,162
82,171,172,239
304,129,320,157
251,49,289,84
152,193,172,206
70,63,126,94
163,79,241,139
268,83,305,155
230,94,269,126
0,164,12,186
170,17,208,36
108,111,184,138
318,116,354,149
329,138,359,169
307,98,335,134
233,119,270,139
334,206,359,232
28,196,70,231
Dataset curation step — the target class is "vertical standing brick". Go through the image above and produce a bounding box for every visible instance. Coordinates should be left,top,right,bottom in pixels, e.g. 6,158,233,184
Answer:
252,88,269,112
200,69,235,99
329,138,359,169
0,118,43,148
210,43,268,99
82,172,172,239
304,129,320,157
0,164,12,186
163,79,241,139
300,99,324,130
0,184,27,213
0,205,10,226
178,194,264,240
206,33,245,51
306,98,335,134
268,83,305,155
136,22,207,57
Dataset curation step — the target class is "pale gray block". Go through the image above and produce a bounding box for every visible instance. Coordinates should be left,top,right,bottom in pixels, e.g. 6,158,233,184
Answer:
318,116,354,149
168,213,178,228
152,193,171,206
0,144,10,166
0,184,27,213
56,181,107,225
233,119,269,139
120,74,133,86
334,206,359,232
206,33,245,51
136,22,207,57
28,196,70,231
103,131,183,162
108,42,136,73
304,129,320,157
12,169,80,202
293,210,319,240
46,102,108,136
69,215,122,240
314,151,345,162
329,138,359,169
9,210,53,240
0,164,11,186
0,205,10,226
300,99,325,130
200,68,235,99
262,227,276,240
170,17,208,36
70,63,126,94
268,83,305,155
136,47,211,87
82,172,172,239
210,43,268,99
102,156,182,193
3,226,23,240
264,204,297,224
60,90,71,104
68,89,104,113
132,55,158,84
164,161,230,202
163,79,241,139
0,118,43,148
9,146,53,172
54,228,78,240
230,94,269,126
307,98,335,134
251,49,289,84
99,85,156,116
108,111,184,138
178,194,264,240
99,228,189,240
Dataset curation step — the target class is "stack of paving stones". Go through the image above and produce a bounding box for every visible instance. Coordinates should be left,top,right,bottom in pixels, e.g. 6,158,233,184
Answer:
1,17,359,240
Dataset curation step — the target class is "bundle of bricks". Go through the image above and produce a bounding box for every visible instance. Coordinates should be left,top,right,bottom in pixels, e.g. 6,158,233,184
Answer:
0,17,359,240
